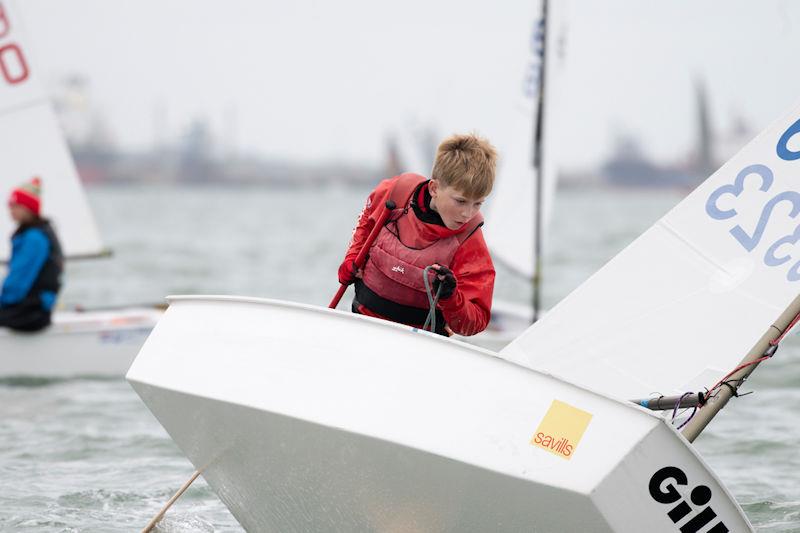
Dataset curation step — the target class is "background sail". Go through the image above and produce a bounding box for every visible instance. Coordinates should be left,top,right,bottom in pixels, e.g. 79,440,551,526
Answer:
0,0,104,261
502,101,800,400
394,123,436,177
483,0,568,278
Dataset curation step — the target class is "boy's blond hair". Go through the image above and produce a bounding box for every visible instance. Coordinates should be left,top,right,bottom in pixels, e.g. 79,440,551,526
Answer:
431,133,497,199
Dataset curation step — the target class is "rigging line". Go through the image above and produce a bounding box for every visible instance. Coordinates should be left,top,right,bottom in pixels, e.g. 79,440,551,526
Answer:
659,391,697,431
676,407,698,430
710,380,754,399
671,392,693,422
422,265,442,333
141,469,203,533
770,309,800,346
706,354,775,398
703,336,781,401
682,298,800,442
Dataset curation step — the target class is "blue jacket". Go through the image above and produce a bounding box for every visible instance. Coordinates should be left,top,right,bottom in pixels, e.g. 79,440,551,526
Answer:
1,224,61,311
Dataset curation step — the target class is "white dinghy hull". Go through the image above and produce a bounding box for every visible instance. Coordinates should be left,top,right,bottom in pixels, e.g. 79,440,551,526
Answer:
128,296,750,532
0,306,162,378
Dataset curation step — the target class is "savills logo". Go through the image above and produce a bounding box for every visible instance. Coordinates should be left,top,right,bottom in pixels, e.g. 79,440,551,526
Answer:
391,265,405,274
532,432,573,457
530,400,592,460
649,466,729,532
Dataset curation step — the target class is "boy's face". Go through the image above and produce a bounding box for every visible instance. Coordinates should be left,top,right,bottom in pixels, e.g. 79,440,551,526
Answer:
429,180,486,230
9,203,35,224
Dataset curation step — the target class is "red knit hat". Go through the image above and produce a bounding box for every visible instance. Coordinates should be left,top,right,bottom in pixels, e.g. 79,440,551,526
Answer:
8,177,41,215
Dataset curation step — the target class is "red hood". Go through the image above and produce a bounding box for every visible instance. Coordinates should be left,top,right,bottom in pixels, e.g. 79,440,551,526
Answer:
412,179,478,240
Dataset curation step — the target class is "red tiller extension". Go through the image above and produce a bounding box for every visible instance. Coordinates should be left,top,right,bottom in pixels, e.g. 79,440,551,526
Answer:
328,200,396,309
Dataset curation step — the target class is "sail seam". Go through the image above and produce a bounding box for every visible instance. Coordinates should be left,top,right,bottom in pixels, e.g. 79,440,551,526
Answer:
0,98,50,118
657,219,734,275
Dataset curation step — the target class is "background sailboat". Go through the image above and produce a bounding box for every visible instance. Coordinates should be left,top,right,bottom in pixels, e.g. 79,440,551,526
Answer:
0,0,161,377
484,0,564,282
0,6,103,260
464,0,568,349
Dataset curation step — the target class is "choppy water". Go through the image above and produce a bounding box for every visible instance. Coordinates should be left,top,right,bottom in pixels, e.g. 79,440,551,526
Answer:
1,184,798,532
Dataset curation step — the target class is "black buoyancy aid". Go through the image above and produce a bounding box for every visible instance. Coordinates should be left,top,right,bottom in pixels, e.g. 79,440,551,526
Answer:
14,219,64,302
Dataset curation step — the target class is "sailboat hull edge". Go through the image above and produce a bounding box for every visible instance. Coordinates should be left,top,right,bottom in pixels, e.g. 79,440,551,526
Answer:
0,307,162,378
127,296,752,532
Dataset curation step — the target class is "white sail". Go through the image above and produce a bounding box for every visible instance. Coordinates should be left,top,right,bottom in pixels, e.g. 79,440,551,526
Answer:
502,101,800,401
394,122,436,177
483,0,567,278
0,0,104,261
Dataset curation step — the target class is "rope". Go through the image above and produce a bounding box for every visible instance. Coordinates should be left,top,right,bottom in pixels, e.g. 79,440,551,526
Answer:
422,265,442,333
664,318,793,430
705,352,775,399
700,331,784,405
669,392,698,430
141,470,202,532
671,392,692,421
675,408,697,430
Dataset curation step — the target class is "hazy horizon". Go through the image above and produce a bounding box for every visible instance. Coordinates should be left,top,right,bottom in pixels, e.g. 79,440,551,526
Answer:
16,0,800,172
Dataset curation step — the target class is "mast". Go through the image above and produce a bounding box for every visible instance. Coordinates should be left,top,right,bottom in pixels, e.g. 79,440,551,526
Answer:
681,294,800,442
694,78,715,178
531,0,549,323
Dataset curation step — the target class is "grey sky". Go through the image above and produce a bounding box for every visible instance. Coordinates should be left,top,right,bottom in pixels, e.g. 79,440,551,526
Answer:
17,0,800,170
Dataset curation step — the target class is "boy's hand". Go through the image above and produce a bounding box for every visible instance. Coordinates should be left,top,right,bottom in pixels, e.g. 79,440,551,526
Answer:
432,264,457,300
338,260,362,285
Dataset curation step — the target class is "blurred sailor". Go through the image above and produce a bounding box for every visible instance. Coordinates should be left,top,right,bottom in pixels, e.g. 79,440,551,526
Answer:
1,177,63,331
